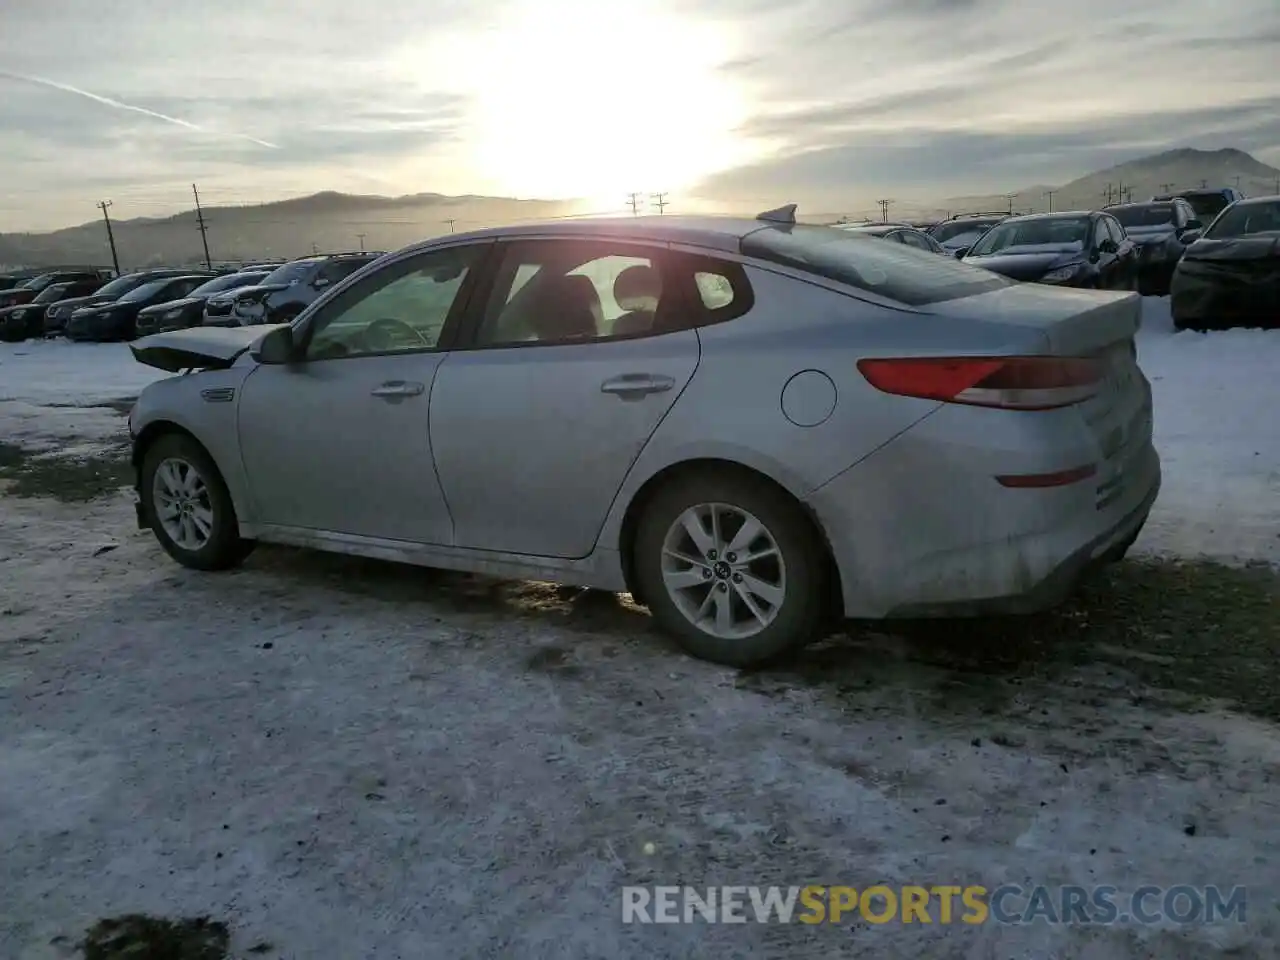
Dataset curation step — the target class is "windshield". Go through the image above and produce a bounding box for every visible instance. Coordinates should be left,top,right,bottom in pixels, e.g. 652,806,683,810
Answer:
189,272,269,297
118,278,178,302
1181,192,1231,221
741,224,1011,307
262,260,319,285
21,274,58,292
930,219,1002,243
1205,201,1280,239
32,282,74,303
93,274,153,298
968,217,1090,256
1110,204,1174,229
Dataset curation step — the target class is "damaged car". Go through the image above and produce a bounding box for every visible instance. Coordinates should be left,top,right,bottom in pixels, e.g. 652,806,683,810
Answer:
127,209,1159,668
1170,195,1280,331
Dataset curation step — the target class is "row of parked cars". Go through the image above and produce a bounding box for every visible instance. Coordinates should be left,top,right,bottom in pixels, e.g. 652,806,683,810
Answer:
0,250,383,343
835,186,1277,330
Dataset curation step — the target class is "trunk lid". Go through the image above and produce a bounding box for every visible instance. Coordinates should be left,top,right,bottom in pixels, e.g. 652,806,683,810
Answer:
130,324,287,373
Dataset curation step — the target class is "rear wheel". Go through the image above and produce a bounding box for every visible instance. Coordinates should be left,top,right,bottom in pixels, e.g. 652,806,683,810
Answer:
140,434,255,571
633,471,828,667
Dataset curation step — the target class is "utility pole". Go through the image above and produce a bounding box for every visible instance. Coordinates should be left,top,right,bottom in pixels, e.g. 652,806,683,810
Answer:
191,184,212,271
1159,182,1175,194
443,219,456,234
626,192,642,216
650,192,668,214
97,200,120,274
1273,176,1279,195
1233,175,1242,190
311,241,319,256
356,233,366,251
875,198,892,222
1199,179,1208,189
1004,193,1016,215
1043,189,1056,213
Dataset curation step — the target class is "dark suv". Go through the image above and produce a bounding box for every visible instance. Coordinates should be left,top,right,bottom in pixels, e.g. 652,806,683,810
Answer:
43,268,200,336
210,253,380,327
0,269,112,311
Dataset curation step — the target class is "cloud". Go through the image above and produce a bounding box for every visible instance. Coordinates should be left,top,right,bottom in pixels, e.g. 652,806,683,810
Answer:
0,70,278,149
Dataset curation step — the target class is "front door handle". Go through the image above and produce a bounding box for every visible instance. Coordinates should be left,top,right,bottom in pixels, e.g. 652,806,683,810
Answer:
600,373,675,399
371,380,425,398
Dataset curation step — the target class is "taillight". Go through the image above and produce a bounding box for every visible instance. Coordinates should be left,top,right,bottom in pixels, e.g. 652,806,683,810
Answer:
857,356,1102,410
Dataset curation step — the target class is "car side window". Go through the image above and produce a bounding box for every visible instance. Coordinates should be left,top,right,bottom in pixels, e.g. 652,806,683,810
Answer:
474,241,670,345
304,245,483,361
1104,218,1125,245
900,231,932,251
1093,219,1111,249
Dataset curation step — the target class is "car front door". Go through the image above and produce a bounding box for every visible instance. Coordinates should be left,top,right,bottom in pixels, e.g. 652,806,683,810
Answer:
235,242,488,543
428,238,701,559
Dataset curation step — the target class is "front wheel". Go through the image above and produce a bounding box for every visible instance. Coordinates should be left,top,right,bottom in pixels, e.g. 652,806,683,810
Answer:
140,434,255,571
633,471,828,667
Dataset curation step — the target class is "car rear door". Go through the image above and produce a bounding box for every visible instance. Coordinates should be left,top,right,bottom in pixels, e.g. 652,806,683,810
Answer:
427,238,700,558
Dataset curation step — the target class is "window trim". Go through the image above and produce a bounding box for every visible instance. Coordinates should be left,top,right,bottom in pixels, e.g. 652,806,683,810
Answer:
292,240,495,363
452,238,682,351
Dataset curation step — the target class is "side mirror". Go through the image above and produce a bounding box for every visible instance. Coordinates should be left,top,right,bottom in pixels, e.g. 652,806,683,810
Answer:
1180,229,1202,245
251,325,295,364
313,276,330,289
953,246,970,259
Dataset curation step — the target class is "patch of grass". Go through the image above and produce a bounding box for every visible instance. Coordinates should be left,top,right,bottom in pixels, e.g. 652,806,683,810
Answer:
0,440,132,502
81,914,229,960
745,558,1280,722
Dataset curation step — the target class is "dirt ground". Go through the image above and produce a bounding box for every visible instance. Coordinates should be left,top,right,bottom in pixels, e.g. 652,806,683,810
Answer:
2,431,1279,958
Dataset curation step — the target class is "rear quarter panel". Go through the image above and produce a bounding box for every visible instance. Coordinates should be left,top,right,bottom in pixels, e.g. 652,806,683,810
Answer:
597,266,1042,544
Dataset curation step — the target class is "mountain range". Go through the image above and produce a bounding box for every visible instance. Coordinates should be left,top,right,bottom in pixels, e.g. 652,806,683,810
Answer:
3,148,1278,270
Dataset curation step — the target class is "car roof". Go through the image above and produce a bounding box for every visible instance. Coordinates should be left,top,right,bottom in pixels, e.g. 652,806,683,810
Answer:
1001,210,1095,224
1229,195,1280,207
1106,201,1173,209
404,215,771,256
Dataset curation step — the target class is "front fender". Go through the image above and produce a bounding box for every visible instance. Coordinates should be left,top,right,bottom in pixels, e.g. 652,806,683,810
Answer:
130,365,258,534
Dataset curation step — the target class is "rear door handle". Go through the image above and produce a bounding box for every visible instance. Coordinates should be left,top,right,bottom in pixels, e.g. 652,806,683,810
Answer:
371,380,425,398
600,373,675,399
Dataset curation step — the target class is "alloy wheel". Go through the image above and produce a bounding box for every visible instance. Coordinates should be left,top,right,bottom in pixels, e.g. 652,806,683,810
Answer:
152,457,215,551
660,502,787,640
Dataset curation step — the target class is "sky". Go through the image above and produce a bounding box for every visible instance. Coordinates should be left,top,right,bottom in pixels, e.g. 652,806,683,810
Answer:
1,0,1278,231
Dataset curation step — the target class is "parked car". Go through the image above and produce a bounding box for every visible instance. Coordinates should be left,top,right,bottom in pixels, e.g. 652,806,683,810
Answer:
1152,187,1247,225
962,210,1138,289
1105,200,1203,295
44,268,198,336
835,222,948,254
0,269,48,292
928,212,1009,255
0,269,111,311
0,276,109,342
127,209,1158,668
135,271,271,336
67,274,213,341
1170,195,1280,331
206,253,380,327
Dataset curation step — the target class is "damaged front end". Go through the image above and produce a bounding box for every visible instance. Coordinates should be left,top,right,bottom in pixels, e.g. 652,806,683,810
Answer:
1170,234,1280,330
129,324,289,373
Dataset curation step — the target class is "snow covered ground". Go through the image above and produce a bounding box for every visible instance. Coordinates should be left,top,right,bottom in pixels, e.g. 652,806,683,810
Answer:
1,299,1279,958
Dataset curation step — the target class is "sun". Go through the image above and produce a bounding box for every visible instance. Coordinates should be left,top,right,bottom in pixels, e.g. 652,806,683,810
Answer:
421,0,752,207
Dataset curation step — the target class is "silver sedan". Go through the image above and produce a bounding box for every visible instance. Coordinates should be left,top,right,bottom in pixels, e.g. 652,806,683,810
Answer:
128,207,1160,666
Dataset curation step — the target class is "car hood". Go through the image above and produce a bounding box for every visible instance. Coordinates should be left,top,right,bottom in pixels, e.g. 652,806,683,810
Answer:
130,323,289,373
230,282,292,297
0,289,37,308
74,300,135,316
1181,233,1280,263
52,293,112,312
138,296,203,316
962,249,1079,279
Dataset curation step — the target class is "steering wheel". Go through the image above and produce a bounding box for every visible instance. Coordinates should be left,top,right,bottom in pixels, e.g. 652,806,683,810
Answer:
362,317,431,352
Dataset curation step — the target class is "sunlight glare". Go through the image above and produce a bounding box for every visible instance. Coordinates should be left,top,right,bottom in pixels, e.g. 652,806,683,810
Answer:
431,0,752,206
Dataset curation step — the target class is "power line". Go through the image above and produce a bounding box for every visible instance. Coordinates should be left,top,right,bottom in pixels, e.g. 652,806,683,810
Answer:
192,184,212,271
626,192,643,216
875,198,892,222
650,192,668,215
96,200,120,274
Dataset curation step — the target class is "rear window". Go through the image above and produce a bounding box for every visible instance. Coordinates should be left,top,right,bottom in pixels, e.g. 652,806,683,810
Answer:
1110,204,1174,228
1180,192,1231,221
1205,200,1280,239
741,224,1010,307
930,219,1002,243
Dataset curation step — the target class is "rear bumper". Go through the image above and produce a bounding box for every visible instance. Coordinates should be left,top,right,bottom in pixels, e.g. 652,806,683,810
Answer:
806,420,1161,619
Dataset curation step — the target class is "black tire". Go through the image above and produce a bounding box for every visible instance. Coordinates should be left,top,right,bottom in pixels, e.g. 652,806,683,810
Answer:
633,470,828,667
140,433,255,571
